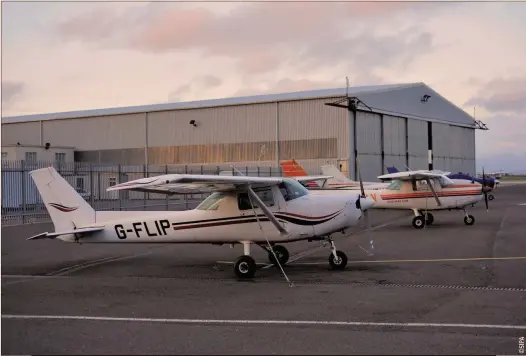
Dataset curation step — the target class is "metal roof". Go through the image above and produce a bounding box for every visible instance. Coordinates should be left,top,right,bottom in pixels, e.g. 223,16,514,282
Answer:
1,82,418,124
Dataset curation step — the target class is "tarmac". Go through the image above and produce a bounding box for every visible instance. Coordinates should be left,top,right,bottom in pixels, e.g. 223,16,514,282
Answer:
2,184,526,354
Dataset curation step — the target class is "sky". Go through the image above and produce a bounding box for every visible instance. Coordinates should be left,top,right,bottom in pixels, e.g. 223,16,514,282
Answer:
2,1,525,173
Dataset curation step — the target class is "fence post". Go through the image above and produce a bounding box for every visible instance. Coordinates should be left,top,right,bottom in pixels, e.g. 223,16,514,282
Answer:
118,164,122,211
21,160,26,224
143,164,147,210
165,164,168,211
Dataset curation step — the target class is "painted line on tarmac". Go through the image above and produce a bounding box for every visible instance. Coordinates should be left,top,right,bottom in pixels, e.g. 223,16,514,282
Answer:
3,314,526,330
217,256,526,266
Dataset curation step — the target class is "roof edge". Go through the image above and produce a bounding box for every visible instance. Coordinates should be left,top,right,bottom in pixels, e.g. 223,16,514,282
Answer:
2,82,419,124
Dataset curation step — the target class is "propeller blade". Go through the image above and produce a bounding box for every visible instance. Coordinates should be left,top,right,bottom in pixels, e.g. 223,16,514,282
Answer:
482,167,489,211
356,156,365,197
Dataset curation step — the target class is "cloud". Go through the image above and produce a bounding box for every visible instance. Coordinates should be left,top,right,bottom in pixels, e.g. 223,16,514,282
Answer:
53,2,442,75
465,77,526,114
1,81,25,109
168,75,223,101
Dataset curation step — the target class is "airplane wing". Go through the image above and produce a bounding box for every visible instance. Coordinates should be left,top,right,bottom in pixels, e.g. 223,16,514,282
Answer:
27,226,105,240
107,174,288,195
293,175,333,183
377,171,446,181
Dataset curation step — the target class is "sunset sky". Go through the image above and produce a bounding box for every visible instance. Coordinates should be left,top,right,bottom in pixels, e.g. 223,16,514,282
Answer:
2,1,525,172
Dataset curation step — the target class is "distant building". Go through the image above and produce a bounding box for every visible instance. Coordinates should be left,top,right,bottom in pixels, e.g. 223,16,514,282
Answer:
1,82,481,180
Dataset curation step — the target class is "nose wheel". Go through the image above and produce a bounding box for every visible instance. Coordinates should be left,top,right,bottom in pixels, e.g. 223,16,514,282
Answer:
327,238,348,270
234,255,257,279
464,214,475,225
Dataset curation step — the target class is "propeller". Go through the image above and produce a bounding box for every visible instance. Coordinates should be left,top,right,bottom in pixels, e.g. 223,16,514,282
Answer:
355,156,375,255
482,167,489,211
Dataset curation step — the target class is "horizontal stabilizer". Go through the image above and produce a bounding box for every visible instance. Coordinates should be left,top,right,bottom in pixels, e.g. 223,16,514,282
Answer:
27,226,105,240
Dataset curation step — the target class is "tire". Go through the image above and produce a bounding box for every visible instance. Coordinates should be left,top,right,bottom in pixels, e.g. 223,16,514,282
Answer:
234,255,257,279
412,216,426,229
268,245,289,266
464,215,475,226
488,194,495,201
328,250,348,270
424,213,434,225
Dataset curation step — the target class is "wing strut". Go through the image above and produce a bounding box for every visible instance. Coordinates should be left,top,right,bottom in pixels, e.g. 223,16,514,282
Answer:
246,186,288,235
425,177,442,206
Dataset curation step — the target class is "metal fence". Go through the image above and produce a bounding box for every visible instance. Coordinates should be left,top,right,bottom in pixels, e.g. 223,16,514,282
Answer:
1,160,288,226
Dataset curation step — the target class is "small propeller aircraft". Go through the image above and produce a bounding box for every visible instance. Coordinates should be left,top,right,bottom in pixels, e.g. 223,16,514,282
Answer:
27,166,375,279
386,166,498,201
280,160,388,190
278,160,489,229
371,171,489,229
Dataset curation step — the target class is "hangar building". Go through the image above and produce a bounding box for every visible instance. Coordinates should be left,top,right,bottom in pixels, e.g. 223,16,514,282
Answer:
1,82,478,181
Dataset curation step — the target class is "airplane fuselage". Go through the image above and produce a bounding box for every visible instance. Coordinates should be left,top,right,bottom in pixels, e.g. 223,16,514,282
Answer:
57,186,363,244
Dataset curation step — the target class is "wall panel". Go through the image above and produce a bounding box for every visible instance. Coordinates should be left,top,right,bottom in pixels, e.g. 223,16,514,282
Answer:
147,103,276,147
407,119,428,170
42,113,146,150
278,98,348,158
2,122,41,145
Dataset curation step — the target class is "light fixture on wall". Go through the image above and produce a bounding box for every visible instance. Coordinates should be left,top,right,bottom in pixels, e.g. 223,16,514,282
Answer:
45,142,50,150
421,94,431,103
189,120,198,127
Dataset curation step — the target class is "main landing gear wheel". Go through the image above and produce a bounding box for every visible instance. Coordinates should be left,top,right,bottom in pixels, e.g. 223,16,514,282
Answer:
234,255,257,279
464,215,475,226
328,250,348,270
488,194,495,201
424,213,434,225
268,245,289,266
412,216,426,229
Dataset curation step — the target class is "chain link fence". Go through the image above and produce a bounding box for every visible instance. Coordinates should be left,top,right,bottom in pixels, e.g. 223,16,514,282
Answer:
1,160,288,226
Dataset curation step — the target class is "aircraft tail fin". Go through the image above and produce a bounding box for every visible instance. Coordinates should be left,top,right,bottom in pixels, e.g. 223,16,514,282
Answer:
320,165,353,185
280,159,319,187
29,167,96,233
386,166,400,174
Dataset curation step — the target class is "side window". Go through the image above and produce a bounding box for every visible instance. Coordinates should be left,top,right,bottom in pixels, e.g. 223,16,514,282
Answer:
387,180,402,190
278,179,308,201
237,188,275,211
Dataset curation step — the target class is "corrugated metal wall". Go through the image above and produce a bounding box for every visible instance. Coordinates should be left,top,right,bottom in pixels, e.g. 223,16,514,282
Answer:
433,123,475,175
382,115,407,174
42,113,146,150
65,97,348,166
355,111,382,181
407,119,428,170
2,95,476,179
2,121,41,145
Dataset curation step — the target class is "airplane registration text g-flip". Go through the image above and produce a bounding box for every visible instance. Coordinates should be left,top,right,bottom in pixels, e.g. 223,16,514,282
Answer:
114,219,171,239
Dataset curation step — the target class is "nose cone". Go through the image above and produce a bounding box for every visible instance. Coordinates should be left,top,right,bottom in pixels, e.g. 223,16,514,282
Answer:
359,196,375,211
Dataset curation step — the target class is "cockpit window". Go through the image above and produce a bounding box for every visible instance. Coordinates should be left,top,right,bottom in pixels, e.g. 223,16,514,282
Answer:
437,176,454,187
387,180,402,190
237,188,275,211
195,192,227,211
279,179,309,201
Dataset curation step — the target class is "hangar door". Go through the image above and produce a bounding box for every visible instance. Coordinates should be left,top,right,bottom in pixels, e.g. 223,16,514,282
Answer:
355,112,382,181
407,119,428,170
382,115,407,174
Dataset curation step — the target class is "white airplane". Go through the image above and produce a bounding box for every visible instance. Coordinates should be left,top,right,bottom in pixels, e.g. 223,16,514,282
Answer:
27,166,375,279
280,160,388,190
281,160,489,229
